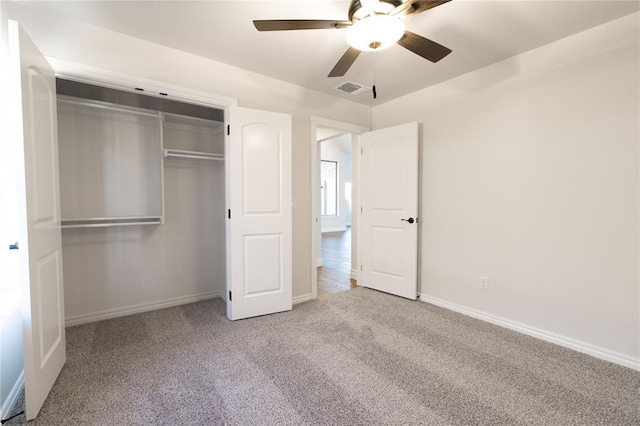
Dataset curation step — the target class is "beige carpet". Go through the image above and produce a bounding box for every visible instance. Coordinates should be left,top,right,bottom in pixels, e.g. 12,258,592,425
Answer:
5,288,640,425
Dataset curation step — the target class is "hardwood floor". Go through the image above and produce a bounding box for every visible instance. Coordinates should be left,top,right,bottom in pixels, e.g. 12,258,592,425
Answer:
317,227,358,298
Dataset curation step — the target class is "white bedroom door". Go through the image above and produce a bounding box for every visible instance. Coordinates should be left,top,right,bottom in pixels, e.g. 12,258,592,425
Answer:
360,122,419,300
8,21,66,420
226,107,292,320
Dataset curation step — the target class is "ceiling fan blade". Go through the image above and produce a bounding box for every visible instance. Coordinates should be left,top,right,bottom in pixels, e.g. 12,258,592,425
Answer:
253,20,351,31
412,0,451,15
397,30,451,63
348,0,362,21
328,47,362,77
391,0,450,17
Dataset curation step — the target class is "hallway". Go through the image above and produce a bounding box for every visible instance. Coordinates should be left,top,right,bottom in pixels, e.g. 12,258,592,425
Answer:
317,227,357,298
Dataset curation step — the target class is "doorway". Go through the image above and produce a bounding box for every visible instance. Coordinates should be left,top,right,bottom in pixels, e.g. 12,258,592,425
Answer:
310,117,368,300
317,130,356,297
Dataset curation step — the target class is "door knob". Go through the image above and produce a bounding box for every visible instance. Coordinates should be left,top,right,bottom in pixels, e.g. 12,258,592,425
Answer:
401,218,415,224
9,242,19,250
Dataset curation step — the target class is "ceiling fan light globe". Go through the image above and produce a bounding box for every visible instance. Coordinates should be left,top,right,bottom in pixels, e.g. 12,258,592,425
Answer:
346,15,405,52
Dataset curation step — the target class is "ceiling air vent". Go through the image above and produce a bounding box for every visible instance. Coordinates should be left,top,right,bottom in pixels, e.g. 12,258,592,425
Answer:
335,81,369,95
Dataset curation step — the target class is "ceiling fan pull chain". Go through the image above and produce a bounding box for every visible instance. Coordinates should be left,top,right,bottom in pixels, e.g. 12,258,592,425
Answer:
372,52,377,100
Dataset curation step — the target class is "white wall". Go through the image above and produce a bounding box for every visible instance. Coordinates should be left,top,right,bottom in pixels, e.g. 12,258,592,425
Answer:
61,158,226,324
0,306,23,419
320,135,349,233
7,2,371,305
0,3,24,418
373,13,640,366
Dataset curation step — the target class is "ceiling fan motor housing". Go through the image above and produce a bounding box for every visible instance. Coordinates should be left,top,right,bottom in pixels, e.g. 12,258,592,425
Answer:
350,0,397,21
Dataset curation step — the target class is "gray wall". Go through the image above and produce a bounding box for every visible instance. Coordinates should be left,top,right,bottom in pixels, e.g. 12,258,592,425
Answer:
373,13,640,365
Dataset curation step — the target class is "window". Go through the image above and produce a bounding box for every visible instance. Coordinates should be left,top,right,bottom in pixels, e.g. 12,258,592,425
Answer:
321,160,338,216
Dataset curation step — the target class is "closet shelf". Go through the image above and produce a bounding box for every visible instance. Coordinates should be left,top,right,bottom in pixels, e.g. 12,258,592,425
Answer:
61,216,163,229
58,96,160,118
163,149,224,161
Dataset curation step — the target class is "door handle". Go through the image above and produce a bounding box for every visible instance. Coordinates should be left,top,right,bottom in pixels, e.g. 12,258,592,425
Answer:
9,242,19,250
401,218,415,224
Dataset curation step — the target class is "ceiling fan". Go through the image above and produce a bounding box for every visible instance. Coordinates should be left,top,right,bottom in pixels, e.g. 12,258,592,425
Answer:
253,0,452,78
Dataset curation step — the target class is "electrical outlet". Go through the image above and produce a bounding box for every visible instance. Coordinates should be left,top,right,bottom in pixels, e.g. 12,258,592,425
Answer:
480,276,489,290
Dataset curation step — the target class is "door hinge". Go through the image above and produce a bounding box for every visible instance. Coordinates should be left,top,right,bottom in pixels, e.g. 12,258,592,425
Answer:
361,147,363,154
228,209,231,219
229,291,232,301
227,124,230,135
360,265,363,271
360,206,363,213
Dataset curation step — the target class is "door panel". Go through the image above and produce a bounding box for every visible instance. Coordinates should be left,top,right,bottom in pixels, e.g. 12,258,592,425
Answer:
371,226,405,277
370,137,406,210
244,234,282,296
242,124,281,215
8,20,66,420
361,122,418,300
29,69,58,224
228,107,292,320
36,251,62,365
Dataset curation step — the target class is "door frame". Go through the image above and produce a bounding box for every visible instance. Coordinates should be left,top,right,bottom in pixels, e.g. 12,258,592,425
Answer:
310,116,368,299
48,58,237,114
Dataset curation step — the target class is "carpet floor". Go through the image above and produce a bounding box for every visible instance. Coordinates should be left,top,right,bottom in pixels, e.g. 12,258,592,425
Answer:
5,288,639,425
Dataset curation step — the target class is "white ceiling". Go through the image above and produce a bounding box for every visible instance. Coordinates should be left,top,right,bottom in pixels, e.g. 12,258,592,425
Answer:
317,127,346,141
19,0,640,106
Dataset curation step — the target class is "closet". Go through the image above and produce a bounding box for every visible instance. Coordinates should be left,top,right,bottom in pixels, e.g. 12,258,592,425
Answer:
55,79,226,324
10,23,292,420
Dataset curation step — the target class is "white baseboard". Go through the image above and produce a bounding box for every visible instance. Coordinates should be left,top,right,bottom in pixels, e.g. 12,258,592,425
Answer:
419,294,640,372
292,293,314,305
317,257,323,267
65,291,222,327
1,370,24,421
321,226,347,233
350,269,358,281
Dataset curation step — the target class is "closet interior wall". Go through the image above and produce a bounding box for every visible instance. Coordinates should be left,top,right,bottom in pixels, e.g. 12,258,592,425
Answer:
58,91,226,324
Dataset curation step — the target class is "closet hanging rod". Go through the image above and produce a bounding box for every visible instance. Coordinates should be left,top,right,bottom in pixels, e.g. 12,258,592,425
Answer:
62,215,163,222
61,221,162,229
61,216,163,229
163,149,224,161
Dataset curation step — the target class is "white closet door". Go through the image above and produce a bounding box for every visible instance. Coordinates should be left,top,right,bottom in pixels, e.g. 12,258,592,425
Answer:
227,107,292,320
8,21,66,420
